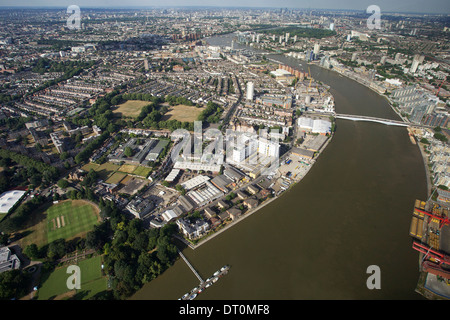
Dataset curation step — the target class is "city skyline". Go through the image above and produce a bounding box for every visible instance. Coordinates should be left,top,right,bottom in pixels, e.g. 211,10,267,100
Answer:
0,0,449,14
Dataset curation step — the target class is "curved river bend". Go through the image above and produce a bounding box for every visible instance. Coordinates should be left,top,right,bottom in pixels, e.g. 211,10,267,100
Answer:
131,35,427,300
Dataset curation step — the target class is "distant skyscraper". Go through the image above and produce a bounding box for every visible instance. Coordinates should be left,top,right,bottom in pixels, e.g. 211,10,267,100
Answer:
330,23,334,31
285,33,290,43
246,82,254,101
144,59,149,71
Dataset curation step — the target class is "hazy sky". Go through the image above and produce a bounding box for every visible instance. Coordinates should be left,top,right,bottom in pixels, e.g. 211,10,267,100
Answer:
0,0,449,14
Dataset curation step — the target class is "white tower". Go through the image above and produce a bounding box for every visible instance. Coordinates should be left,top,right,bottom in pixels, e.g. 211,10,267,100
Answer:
246,82,254,101
313,43,321,54
410,58,420,74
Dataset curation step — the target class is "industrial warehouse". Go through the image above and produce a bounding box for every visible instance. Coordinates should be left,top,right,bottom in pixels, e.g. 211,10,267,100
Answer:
410,198,450,300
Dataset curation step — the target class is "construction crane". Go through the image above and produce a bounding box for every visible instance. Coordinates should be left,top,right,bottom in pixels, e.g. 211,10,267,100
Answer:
412,242,450,266
321,86,330,98
414,208,450,229
436,77,447,97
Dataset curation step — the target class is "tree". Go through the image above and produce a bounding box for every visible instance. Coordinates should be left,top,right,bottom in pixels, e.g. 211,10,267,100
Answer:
81,169,98,187
24,244,40,260
175,184,186,195
57,179,69,189
47,238,67,260
124,147,134,158
60,152,69,161
132,232,149,252
0,269,31,300
434,132,448,142
86,222,111,252
0,233,9,246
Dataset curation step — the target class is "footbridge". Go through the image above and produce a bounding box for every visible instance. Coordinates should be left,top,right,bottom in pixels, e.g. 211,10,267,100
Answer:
335,114,410,127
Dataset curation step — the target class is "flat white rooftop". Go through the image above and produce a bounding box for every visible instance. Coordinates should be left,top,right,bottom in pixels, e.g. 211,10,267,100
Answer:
0,190,26,214
181,175,210,191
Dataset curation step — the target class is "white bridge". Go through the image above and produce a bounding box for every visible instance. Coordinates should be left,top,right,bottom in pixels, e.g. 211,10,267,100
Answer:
335,114,410,127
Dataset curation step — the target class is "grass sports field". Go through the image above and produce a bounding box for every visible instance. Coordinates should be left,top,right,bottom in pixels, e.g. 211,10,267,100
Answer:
105,171,126,184
113,100,151,118
118,164,137,173
18,200,100,248
82,162,151,180
37,255,107,300
132,166,152,178
162,103,205,122
46,200,99,244
81,162,120,181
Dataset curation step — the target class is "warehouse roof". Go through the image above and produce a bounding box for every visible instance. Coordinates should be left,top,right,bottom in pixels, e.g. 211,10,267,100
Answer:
181,175,210,190
165,168,181,182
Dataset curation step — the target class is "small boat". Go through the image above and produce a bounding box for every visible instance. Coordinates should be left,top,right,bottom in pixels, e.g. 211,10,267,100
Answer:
213,271,220,277
189,293,197,300
212,277,219,283
182,293,189,299
205,283,211,288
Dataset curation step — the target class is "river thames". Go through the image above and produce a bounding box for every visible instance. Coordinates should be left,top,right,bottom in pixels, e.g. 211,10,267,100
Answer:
131,34,428,300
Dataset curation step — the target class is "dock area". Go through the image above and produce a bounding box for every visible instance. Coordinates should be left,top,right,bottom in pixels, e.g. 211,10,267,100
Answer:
178,249,229,300
410,199,450,300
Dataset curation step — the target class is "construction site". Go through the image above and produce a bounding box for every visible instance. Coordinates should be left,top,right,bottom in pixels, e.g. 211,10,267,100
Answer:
410,198,450,299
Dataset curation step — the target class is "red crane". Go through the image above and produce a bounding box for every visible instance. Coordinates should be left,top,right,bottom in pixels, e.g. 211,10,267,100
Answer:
412,242,450,266
436,77,446,97
414,208,450,229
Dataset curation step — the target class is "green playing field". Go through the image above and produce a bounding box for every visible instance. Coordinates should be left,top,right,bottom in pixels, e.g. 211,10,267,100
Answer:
37,255,107,300
46,201,99,243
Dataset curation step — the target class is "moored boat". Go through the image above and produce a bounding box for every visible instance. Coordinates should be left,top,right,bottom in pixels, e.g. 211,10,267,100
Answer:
189,293,197,300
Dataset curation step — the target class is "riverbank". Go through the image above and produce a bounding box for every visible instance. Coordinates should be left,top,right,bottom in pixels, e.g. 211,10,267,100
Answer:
316,63,408,122
416,141,433,198
288,54,434,197
181,193,280,250
179,131,334,250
